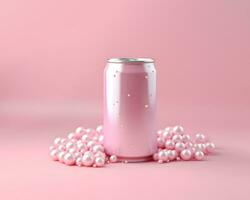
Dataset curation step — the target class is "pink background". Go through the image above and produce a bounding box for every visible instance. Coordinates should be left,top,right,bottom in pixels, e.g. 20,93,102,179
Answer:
0,0,250,199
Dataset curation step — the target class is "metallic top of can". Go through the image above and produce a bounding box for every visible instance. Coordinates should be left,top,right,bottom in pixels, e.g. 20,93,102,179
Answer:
108,58,154,63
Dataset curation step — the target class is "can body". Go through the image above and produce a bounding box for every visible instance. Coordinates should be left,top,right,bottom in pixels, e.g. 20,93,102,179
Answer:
103,58,157,161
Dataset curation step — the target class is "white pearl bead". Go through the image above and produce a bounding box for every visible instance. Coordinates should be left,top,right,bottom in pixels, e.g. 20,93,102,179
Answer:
96,125,103,133
87,140,96,149
172,125,184,135
92,144,104,153
157,130,163,136
195,133,206,143
58,151,66,163
74,152,81,158
94,151,106,159
98,135,104,144
194,151,204,160
50,149,59,161
54,137,61,146
167,150,177,161
180,149,192,160
162,131,173,140
165,140,175,150
109,155,118,163
76,157,82,167
49,146,56,151
60,138,67,144
82,152,94,167
68,148,77,154
165,127,172,132
206,142,216,153
175,142,186,152
67,132,75,140
194,143,206,153
185,142,193,149
95,156,105,167
172,134,183,143
158,150,168,161
81,134,90,143
58,144,66,151
157,137,165,148
77,142,87,151
75,127,84,134
182,134,191,143
64,153,75,166
65,141,75,150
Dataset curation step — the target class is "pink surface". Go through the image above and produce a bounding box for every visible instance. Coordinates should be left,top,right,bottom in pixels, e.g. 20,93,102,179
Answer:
0,0,250,199
1,126,250,199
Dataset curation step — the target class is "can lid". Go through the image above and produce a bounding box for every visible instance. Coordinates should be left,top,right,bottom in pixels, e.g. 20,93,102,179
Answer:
108,58,154,63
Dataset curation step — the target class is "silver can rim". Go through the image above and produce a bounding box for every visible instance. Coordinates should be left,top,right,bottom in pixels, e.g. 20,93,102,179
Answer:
108,58,154,63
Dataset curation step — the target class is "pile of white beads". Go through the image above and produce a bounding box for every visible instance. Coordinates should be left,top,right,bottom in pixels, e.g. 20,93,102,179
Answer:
155,125,216,163
49,125,117,167
49,125,216,167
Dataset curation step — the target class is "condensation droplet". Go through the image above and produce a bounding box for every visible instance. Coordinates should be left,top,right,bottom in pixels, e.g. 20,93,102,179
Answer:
145,104,149,108
116,100,119,104
127,94,131,97
114,74,116,78
145,76,148,79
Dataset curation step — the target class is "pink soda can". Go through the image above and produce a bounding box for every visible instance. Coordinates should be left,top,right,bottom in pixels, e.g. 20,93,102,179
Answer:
103,58,157,162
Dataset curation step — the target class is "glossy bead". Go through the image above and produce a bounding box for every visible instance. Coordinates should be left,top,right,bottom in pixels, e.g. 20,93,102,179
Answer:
195,143,206,153
165,127,172,132
58,151,66,163
185,142,193,149
109,155,118,163
49,146,56,151
60,138,67,144
58,144,66,151
158,160,164,164
82,152,94,167
76,157,82,167
75,127,84,134
87,140,96,149
162,131,173,140
182,134,191,143
77,142,87,151
167,150,177,161
172,125,184,135
165,140,175,150
68,148,77,154
172,134,183,143
96,125,103,133
50,149,59,161
175,142,186,152
180,149,192,160
64,153,75,166
54,137,61,146
195,133,206,143
153,153,159,161
95,156,105,167
65,141,75,150
81,134,90,143
74,152,81,159
194,151,204,160
158,150,168,161
98,135,104,144
67,132,76,140
157,137,165,148
157,130,163,137
206,142,216,153
92,144,104,153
